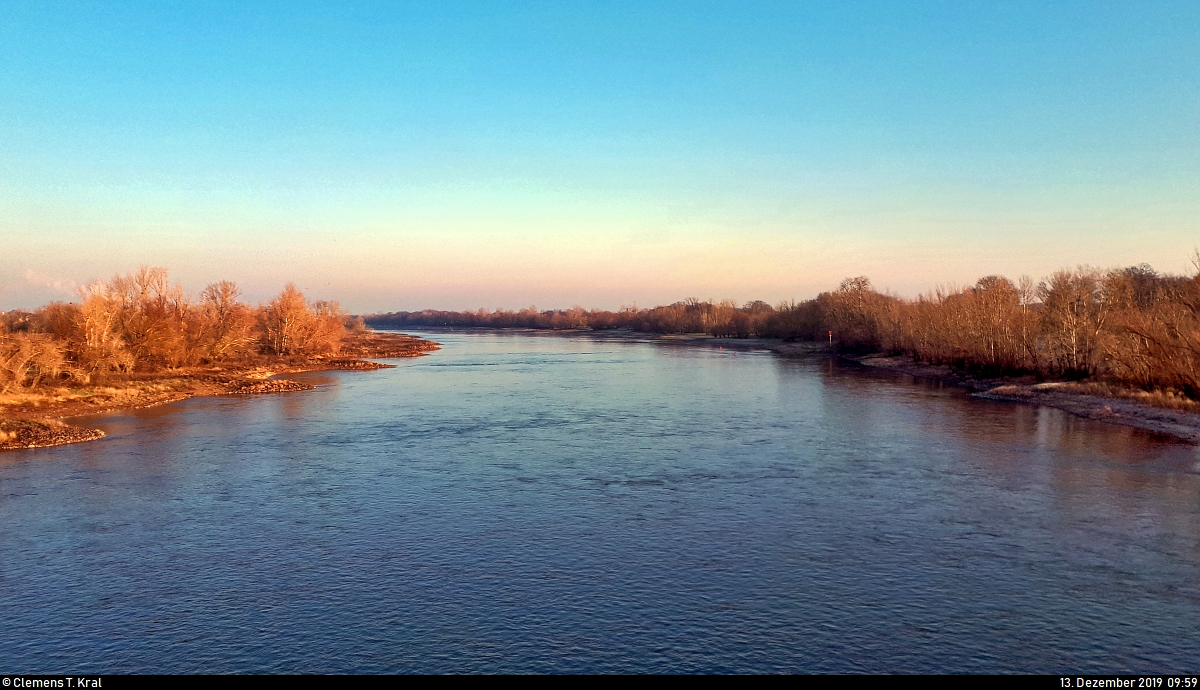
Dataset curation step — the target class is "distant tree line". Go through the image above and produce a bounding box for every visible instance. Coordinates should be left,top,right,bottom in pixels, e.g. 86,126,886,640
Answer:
368,299,784,338
1,267,356,393
368,258,1200,398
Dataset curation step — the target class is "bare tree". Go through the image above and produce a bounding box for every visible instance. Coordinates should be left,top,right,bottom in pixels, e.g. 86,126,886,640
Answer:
199,281,256,361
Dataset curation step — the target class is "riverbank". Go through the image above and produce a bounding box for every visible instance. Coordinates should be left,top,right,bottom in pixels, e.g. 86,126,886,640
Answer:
629,332,1200,444
846,354,1200,444
0,331,438,450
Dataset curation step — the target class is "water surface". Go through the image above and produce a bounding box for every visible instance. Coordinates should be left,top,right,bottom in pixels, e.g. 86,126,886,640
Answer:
2,332,1198,673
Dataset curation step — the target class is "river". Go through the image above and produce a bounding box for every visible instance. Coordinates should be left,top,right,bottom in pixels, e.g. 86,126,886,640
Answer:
2,331,1198,673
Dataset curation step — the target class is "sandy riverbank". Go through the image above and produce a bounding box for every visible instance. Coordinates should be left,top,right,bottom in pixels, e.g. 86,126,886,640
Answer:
0,331,438,451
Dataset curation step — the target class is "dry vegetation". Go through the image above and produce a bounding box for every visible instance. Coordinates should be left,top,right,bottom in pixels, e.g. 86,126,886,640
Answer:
8,257,1200,447
369,255,1200,411
1,267,437,449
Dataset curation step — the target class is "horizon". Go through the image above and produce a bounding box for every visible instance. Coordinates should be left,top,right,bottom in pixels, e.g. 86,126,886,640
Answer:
8,257,1199,318
4,2,1198,312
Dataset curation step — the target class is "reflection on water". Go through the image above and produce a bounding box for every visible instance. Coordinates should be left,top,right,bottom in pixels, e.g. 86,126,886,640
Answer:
1,332,1198,673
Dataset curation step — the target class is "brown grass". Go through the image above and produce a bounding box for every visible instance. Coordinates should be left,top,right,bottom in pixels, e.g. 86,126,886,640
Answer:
1038,381,1200,414
985,381,1200,413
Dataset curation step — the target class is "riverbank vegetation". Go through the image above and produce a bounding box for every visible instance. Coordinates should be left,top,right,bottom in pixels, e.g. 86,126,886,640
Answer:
368,257,1200,403
7,259,1200,445
1,267,436,448
3,268,356,390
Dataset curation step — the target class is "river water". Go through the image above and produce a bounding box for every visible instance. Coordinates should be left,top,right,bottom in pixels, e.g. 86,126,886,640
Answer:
2,331,1198,673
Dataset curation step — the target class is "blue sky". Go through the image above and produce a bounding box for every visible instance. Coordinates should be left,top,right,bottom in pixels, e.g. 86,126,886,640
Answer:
2,1,1198,311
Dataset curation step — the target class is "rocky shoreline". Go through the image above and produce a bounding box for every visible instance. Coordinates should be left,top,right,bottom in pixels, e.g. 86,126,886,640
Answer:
0,419,108,450
226,379,315,394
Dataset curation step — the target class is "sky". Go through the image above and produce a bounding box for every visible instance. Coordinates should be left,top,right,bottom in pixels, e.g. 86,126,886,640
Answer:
2,1,1198,312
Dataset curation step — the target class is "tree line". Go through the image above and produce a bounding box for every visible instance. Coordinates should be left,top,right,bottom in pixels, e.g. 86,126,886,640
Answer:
7,260,1199,399
1,267,357,393
826,264,1200,397
368,259,1200,398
